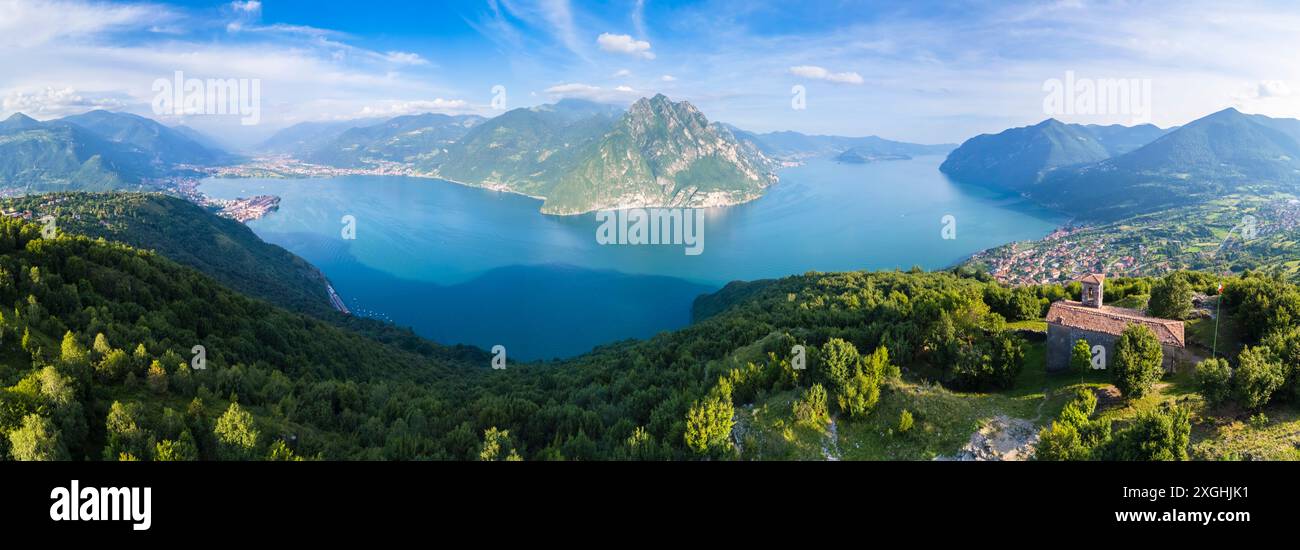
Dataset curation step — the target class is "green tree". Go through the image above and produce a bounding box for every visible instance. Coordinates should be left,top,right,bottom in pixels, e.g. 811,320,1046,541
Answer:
1036,421,1087,461
684,384,735,455
1148,273,1193,319
1108,407,1190,461
1194,357,1233,407
1112,324,1164,399
154,431,199,461
8,413,69,461
96,349,130,382
1234,346,1285,410
837,369,881,418
1009,287,1042,321
819,338,859,390
104,401,150,460
146,360,168,394
91,332,112,358
267,440,305,461
1070,339,1093,374
792,384,829,426
214,401,259,460
479,427,522,461
897,409,914,434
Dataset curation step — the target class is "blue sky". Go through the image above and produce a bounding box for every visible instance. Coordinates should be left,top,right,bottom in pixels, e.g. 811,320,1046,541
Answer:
3,0,1300,147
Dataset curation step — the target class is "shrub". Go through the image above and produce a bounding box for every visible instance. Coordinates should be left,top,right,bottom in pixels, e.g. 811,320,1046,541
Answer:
1194,357,1233,406
1249,413,1269,429
1112,324,1163,399
1107,407,1190,461
1234,346,1285,410
792,384,829,426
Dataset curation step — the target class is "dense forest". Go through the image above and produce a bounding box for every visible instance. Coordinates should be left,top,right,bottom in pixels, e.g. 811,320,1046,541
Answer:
1,194,1298,461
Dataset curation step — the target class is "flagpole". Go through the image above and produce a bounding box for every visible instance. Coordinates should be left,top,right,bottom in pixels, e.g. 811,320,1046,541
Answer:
1212,280,1223,358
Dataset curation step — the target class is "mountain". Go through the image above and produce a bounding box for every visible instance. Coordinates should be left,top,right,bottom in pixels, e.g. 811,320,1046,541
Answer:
423,99,625,197
940,119,1158,191
0,113,156,193
303,113,486,167
731,129,954,161
171,124,232,156
256,118,383,156
1080,123,1172,156
1035,108,1300,219
60,110,226,166
0,192,335,316
538,94,775,214
428,95,775,213
834,147,912,163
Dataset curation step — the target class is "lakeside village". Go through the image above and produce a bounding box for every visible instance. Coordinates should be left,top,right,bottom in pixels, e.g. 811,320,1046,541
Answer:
969,196,1300,286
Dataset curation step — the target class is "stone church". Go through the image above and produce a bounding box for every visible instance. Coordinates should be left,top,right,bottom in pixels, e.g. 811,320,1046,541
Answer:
1045,274,1189,372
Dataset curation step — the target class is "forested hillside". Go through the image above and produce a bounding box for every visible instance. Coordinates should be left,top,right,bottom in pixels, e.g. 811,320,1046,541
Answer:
2,210,1297,461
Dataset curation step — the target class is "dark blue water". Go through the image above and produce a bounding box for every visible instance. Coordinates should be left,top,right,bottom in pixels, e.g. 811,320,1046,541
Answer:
201,156,1063,359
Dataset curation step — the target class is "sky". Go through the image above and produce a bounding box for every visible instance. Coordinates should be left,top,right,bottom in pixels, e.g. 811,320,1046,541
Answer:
3,0,1300,148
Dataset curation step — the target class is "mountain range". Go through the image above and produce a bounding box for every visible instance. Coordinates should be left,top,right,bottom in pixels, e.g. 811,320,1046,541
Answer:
941,108,1300,220
263,96,954,214
270,95,777,214
0,110,228,194
727,128,955,161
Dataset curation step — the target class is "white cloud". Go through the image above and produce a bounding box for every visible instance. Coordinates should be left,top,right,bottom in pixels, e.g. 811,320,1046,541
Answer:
788,65,864,85
544,82,640,102
597,33,655,59
660,74,676,82
382,51,429,66
613,68,632,78
231,1,261,13
1257,80,1292,98
2,86,127,118
355,98,474,117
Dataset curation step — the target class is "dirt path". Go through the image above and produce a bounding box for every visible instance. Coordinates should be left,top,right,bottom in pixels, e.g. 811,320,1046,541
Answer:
821,417,842,461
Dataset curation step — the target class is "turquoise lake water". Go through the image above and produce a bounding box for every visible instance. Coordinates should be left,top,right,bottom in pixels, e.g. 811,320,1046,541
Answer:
201,155,1063,359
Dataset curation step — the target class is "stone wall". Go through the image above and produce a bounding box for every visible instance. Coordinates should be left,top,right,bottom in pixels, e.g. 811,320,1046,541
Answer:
1046,323,1183,373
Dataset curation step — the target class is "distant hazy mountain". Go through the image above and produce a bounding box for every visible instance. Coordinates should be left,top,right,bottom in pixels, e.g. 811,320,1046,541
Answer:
834,147,911,163
727,127,954,161
171,124,233,157
0,113,156,193
304,113,486,167
939,119,1169,191
61,110,226,166
1035,108,1300,219
1079,123,1172,156
256,118,383,156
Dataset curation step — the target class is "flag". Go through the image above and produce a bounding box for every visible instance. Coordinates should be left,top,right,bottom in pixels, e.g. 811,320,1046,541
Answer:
1217,282,1224,294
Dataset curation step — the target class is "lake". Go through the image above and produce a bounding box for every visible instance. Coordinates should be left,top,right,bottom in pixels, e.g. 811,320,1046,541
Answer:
201,156,1063,359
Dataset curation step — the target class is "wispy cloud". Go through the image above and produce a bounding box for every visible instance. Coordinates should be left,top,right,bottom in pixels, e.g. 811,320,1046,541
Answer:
0,0,171,48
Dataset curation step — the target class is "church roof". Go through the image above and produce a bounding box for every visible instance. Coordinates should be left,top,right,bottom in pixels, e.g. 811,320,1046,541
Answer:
1046,301,1185,347
1078,273,1105,284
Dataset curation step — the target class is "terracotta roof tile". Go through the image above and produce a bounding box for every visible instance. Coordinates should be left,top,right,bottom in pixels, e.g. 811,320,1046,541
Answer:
1046,301,1185,347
